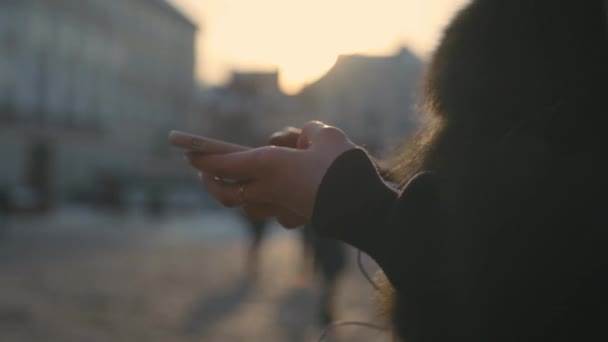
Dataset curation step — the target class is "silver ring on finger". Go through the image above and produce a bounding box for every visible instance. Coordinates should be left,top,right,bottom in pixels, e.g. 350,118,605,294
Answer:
237,182,247,206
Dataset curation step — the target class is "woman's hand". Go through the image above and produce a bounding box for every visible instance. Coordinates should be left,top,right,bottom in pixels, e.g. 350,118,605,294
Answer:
186,121,356,228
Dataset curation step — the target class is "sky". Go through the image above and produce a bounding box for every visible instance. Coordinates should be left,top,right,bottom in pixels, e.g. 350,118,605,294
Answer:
170,0,469,94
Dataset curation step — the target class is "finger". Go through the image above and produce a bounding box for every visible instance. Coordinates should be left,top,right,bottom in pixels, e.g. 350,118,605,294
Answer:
269,127,301,147
187,147,283,181
201,173,275,208
241,203,307,227
298,121,326,149
241,203,298,219
300,121,353,153
201,173,243,207
276,213,307,229
242,203,276,219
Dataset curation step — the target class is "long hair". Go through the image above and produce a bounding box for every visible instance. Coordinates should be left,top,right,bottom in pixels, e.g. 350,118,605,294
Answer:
385,1,608,339
392,0,608,182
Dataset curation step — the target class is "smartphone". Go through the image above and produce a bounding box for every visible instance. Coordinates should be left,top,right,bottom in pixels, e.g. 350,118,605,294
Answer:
168,130,250,154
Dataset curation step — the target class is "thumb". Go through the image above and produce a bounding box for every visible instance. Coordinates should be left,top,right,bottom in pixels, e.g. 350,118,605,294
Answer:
298,121,326,149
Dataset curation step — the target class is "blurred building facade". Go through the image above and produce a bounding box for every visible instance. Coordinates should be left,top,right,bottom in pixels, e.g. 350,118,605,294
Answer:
198,71,307,147
299,48,423,155
198,48,423,155
0,0,197,208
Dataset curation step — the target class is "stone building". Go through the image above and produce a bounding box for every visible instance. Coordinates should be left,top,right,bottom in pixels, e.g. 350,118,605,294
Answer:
199,49,422,156
198,71,306,147
298,48,423,155
0,0,197,207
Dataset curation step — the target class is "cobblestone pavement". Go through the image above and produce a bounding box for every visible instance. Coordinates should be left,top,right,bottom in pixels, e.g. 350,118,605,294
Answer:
0,209,390,342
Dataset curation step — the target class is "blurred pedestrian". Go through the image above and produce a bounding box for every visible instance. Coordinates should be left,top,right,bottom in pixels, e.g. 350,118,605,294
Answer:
239,213,270,278
300,224,347,326
0,188,10,237
146,189,165,219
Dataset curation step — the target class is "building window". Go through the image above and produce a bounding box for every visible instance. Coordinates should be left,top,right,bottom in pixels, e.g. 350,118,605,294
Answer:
35,50,49,121
2,27,17,53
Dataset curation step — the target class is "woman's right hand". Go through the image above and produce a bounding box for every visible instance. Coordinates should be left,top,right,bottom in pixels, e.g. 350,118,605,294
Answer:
186,121,357,228
269,126,302,148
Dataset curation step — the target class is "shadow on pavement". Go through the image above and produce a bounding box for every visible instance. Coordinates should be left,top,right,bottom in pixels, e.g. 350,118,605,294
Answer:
182,277,254,338
276,285,317,342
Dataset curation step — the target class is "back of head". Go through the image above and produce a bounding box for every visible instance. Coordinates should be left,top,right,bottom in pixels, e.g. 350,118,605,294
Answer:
390,0,608,340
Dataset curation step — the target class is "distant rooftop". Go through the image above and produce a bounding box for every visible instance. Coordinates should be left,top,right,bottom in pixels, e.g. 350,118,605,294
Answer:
336,47,420,65
152,0,198,28
300,47,422,93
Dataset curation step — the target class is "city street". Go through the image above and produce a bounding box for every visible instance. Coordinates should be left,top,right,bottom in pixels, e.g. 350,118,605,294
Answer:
0,208,389,342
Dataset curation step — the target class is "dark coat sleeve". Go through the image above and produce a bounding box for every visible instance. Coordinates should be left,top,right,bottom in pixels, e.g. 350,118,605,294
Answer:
310,146,608,342
311,148,487,341
311,148,439,293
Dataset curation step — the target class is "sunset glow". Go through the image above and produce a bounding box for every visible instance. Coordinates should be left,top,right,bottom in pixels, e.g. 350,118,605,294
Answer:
170,0,469,94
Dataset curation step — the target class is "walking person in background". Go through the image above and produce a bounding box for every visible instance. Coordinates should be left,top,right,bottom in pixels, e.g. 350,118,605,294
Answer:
239,213,270,278
300,224,347,327
183,1,608,341
0,188,10,238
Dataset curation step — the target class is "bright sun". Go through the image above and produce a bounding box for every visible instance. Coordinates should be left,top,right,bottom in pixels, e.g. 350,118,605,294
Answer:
170,0,468,94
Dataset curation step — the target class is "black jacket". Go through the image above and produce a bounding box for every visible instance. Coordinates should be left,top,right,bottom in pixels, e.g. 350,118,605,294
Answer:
312,148,607,342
